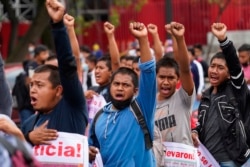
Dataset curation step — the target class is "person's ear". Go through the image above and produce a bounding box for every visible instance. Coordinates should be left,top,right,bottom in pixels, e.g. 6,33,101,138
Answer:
55,85,63,97
134,88,138,94
227,71,230,79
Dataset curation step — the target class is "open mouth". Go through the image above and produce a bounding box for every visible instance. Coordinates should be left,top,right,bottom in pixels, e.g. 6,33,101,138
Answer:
209,76,219,83
115,93,124,100
95,75,101,81
30,96,37,105
161,87,170,95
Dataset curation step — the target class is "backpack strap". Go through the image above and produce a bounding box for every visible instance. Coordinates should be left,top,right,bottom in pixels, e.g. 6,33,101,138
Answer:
130,100,153,149
89,109,104,149
91,100,153,150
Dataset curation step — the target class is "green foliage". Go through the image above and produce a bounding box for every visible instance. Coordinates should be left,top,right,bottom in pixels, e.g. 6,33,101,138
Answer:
74,15,94,35
134,0,148,12
110,8,120,27
114,0,132,7
110,0,148,27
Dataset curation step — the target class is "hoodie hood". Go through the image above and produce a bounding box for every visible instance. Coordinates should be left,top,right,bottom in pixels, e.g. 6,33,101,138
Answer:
102,102,125,139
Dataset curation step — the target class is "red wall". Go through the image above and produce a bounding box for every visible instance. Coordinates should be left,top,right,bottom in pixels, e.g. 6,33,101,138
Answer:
1,0,250,58
79,0,166,53
0,22,30,59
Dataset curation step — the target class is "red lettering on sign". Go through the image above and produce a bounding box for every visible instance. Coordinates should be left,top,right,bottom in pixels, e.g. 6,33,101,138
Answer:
34,141,82,157
166,151,195,160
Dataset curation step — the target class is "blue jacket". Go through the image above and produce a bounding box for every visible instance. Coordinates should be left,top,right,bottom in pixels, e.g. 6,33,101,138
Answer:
0,55,12,117
89,59,157,167
22,21,88,137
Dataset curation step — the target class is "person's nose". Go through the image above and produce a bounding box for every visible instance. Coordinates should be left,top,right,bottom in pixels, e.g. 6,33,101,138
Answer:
162,78,169,85
117,84,124,90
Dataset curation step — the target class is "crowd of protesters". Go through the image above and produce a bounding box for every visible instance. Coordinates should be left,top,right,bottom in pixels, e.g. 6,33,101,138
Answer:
0,0,250,167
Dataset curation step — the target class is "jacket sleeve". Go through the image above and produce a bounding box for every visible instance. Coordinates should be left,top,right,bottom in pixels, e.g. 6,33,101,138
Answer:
51,21,87,117
220,38,245,89
136,58,157,141
0,55,12,117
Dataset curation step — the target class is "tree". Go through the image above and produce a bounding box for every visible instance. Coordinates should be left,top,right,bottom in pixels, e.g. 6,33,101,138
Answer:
3,0,148,62
0,0,19,61
205,0,231,61
6,0,50,63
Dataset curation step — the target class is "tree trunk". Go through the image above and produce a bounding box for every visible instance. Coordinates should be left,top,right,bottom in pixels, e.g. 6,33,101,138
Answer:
7,1,50,63
205,0,231,62
0,0,19,57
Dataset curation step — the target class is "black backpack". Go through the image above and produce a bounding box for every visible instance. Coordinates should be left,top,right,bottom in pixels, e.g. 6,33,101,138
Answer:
89,99,152,150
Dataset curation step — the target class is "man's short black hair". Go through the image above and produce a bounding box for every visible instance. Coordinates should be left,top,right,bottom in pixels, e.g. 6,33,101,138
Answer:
193,43,203,51
120,56,127,61
156,56,180,77
46,55,57,61
97,56,112,71
132,56,140,64
126,56,136,61
188,47,195,56
34,44,48,57
80,45,91,53
111,67,138,88
210,52,227,66
86,54,97,65
238,44,250,52
34,64,60,88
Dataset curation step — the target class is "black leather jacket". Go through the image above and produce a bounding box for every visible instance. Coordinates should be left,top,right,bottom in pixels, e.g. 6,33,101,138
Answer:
193,38,250,164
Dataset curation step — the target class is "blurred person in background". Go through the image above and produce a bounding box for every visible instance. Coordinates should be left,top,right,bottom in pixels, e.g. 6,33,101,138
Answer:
193,43,208,78
0,54,12,117
238,43,250,89
27,44,49,77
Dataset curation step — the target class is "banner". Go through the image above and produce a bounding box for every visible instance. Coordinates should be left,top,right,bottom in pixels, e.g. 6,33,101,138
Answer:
197,143,220,167
87,95,107,123
89,153,103,167
163,142,199,167
33,132,88,167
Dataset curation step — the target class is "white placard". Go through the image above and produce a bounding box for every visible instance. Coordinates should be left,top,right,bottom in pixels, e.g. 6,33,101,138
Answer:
33,132,88,167
163,142,200,167
88,95,106,123
197,143,220,167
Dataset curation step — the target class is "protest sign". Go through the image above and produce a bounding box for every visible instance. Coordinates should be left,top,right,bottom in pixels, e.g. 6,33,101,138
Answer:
163,142,199,167
33,132,88,167
197,143,220,167
89,152,103,167
87,95,107,123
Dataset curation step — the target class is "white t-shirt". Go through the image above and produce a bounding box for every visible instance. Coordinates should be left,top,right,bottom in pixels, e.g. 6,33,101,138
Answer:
154,87,195,146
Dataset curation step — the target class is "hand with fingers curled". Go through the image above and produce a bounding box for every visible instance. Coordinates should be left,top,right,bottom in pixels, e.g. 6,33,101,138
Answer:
28,120,58,145
211,22,227,42
191,131,200,147
129,22,148,39
63,13,75,29
167,22,185,40
147,23,158,35
89,146,99,162
164,24,172,35
104,22,115,37
45,0,65,23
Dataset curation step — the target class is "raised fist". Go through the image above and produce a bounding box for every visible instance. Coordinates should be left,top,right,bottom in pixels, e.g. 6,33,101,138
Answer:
129,22,148,39
211,23,227,41
46,0,65,23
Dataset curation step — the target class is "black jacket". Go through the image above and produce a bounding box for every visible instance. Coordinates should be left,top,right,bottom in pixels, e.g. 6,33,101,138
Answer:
193,38,250,164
